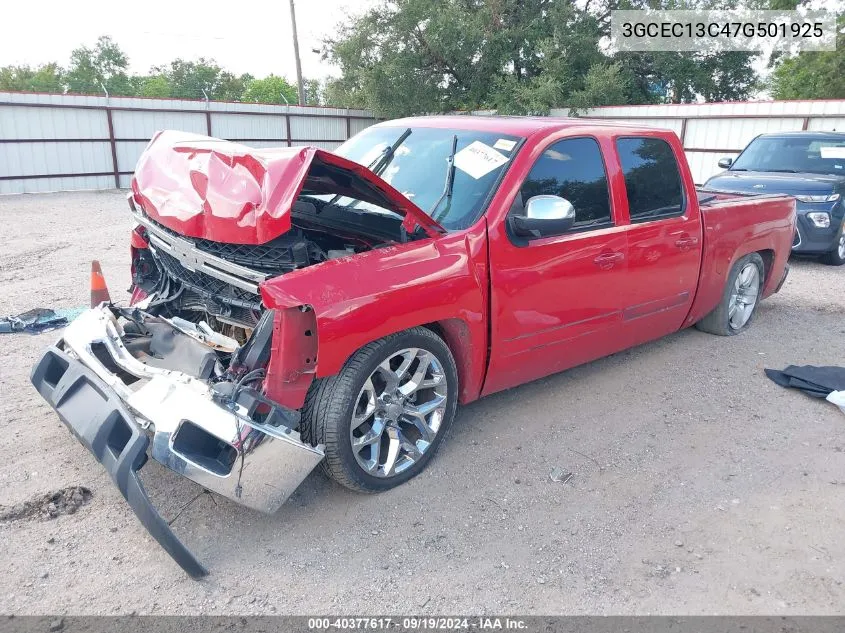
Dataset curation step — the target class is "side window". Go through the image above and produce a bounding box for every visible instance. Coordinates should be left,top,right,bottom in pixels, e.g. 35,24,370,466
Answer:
616,137,684,222
519,137,612,230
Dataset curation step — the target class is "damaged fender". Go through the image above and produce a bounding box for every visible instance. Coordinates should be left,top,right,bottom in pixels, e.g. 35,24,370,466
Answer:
258,222,492,408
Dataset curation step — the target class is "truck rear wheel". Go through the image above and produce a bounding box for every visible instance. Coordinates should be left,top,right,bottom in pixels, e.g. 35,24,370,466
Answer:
301,327,458,493
694,252,765,336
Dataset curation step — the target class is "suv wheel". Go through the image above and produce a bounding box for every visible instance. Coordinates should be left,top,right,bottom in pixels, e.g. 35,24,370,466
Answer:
821,228,845,266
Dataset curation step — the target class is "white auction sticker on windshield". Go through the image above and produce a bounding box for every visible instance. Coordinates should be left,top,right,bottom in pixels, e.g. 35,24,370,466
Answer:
820,146,845,159
454,141,509,179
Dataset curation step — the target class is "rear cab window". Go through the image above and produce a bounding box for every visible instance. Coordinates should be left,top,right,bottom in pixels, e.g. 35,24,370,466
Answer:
517,137,613,231
616,137,685,223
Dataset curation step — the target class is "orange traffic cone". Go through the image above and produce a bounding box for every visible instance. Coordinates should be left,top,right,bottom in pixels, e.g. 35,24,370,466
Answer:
90,260,112,307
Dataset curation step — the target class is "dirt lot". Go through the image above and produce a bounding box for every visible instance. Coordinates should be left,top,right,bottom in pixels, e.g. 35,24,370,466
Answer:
0,190,843,615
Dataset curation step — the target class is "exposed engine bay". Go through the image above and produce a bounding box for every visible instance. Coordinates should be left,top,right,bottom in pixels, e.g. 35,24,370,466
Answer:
131,198,396,344
124,130,444,348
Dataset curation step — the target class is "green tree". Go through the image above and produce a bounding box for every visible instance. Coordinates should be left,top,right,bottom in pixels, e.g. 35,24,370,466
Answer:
218,72,254,101
615,50,759,105
566,63,631,113
769,18,844,100
324,75,365,110
133,74,173,98
771,52,845,100
304,78,325,105
29,63,66,93
242,74,298,104
608,0,761,104
0,63,64,92
153,58,252,100
66,36,132,95
324,0,762,116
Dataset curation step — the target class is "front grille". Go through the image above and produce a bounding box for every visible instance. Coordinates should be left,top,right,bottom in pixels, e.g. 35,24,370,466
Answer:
195,239,310,274
155,250,261,310
141,215,321,328
145,217,312,275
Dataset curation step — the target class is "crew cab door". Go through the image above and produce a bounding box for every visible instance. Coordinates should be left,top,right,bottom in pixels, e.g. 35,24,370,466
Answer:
483,136,629,395
613,135,702,342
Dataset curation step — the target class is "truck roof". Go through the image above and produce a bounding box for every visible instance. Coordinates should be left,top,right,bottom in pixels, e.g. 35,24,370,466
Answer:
375,115,674,139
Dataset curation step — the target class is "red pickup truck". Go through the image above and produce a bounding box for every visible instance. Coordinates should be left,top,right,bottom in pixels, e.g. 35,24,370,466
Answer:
32,117,795,576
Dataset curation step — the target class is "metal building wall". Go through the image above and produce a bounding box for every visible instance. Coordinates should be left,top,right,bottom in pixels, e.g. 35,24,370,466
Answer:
569,100,845,185
0,92,378,194
6,94,843,193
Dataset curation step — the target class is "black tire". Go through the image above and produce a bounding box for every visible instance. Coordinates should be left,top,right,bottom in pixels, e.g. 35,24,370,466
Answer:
820,226,845,266
694,252,765,336
300,327,458,493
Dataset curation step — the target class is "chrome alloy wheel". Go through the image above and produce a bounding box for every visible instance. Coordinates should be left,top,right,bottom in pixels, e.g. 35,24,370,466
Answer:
837,233,845,260
728,262,760,330
350,348,448,478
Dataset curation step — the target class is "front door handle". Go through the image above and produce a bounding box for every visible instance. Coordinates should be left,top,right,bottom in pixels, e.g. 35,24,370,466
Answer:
674,236,699,249
593,251,624,268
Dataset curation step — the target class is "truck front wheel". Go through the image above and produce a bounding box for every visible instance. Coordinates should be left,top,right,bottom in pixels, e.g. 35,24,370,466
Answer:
301,327,458,492
694,252,765,336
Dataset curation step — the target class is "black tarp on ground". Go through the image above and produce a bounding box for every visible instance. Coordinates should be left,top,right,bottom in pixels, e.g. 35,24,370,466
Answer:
765,365,845,398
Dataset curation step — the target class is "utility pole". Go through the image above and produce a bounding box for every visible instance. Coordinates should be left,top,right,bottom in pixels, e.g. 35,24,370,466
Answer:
289,0,306,106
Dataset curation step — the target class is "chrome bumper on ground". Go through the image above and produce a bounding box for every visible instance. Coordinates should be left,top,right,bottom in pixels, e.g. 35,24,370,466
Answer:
31,306,324,577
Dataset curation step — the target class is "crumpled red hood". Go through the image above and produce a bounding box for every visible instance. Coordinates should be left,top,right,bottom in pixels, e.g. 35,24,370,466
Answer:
130,130,444,244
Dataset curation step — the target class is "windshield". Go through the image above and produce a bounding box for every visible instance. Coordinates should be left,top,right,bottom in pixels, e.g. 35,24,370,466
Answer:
731,136,845,175
327,125,523,231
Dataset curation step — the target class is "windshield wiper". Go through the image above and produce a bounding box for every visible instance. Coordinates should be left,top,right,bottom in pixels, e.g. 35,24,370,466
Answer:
323,128,413,210
428,135,458,221
766,169,799,173
369,127,412,177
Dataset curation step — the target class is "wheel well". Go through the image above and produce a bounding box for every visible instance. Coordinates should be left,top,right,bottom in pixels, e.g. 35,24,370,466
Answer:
757,249,774,282
315,319,481,406
421,321,447,342
421,319,477,404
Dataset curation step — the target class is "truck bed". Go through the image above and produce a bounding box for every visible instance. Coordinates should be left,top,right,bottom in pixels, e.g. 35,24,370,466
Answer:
696,187,795,207
682,188,796,328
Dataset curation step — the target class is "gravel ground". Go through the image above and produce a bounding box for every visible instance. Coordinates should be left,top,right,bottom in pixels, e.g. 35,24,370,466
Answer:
0,190,843,615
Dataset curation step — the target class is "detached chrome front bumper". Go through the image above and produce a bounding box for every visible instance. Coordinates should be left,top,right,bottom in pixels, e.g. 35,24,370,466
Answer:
31,306,324,577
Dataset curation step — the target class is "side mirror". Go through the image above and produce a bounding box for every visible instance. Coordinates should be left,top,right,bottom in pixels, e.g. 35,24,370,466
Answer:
717,157,733,169
510,195,576,239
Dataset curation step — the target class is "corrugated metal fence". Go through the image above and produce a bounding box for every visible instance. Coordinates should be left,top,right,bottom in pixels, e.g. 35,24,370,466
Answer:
0,92,378,194
573,100,845,185
4,93,844,193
